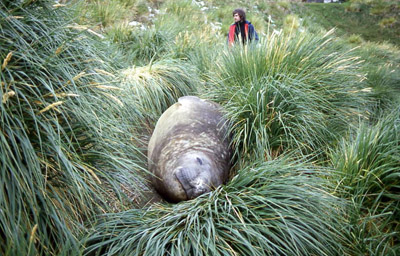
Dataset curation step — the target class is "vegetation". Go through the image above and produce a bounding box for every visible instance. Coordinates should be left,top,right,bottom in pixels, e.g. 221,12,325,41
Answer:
299,1,400,45
86,158,348,256
330,109,400,255
0,1,148,254
205,30,366,160
1,0,399,255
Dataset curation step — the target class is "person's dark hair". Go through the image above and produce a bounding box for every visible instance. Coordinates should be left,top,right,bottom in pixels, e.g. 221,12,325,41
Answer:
232,8,246,21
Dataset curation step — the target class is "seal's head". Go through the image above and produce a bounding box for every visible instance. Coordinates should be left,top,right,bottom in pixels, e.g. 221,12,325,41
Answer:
174,152,216,199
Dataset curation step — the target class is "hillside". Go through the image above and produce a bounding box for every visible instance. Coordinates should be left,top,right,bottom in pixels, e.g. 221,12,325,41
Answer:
0,0,399,255
298,2,400,45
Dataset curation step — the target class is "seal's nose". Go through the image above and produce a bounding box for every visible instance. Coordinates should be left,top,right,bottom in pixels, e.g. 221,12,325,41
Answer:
175,167,197,198
184,186,207,199
175,166,212,199
189,179,211,198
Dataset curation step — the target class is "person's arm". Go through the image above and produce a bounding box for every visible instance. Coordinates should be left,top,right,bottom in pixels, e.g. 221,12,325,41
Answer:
249,24,259,41
254,29,259,41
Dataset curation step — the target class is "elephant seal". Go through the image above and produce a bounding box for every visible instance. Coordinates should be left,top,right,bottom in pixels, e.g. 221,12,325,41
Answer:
148,96,231,202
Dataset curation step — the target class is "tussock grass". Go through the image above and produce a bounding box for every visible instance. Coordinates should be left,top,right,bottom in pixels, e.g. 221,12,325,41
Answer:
206,29,368,159
85,158,347,256
123,27,170,65
1,0,399,255
353,41,400,116
81,0,137,28
331,108,400,207
187,42,222,79
103,0,216,65
121,59,200,119
155,1,224,61
283,14,300,32
0,1,147,254
172,28,216,60
162,0,203,23
106,22,136,44
105,22,171,66
331,108,400,255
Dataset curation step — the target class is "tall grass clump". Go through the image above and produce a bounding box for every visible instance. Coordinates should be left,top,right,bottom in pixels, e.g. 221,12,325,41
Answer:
154,0,205,40
154,0,223,60
101,0,208,65
330,108,400,255
0,1,147,254
162,0,203,24
121,59,200,120
83,0,133,27
187,42,223,80
77,0,164,66
171,27,218,60
353,41,400,117
106,22,137,45
283,14,300,32
103,22,173,66
206,29,368,160
122,26,171,65
85,158,348,256
365,63,399,115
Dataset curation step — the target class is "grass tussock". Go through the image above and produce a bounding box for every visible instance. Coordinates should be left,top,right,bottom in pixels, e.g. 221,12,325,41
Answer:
352,41,400,116
85,158,347,256
121,59,200,119
206,29,368,159
0,1,147,254
331,108,400,255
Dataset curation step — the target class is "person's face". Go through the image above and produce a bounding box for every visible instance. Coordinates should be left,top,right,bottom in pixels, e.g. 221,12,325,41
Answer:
233,13,241,23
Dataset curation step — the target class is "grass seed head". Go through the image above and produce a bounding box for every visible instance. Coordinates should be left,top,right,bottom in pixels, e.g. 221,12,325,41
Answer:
2,51,13,70
37,101,63,115
94,68,116,77
2,90,15,103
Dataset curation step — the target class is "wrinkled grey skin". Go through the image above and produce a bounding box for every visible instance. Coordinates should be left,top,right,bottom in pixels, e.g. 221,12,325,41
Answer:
148,96,231,202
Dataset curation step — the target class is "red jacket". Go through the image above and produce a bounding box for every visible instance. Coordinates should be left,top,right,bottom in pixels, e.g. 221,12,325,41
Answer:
228,21,259,46
228,23,248,46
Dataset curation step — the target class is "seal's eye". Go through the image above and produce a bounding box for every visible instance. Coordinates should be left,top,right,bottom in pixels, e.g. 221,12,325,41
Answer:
196,157,203,165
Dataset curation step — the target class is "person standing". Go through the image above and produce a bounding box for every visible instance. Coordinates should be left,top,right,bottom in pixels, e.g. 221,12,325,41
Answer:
227,8,259,46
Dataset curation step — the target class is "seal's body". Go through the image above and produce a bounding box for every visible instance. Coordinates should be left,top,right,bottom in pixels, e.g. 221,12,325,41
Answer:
148,96,231,202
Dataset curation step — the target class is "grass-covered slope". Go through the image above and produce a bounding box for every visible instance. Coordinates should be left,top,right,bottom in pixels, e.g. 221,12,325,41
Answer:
0,0,399,255
298,2,400,45
295,1,400,118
